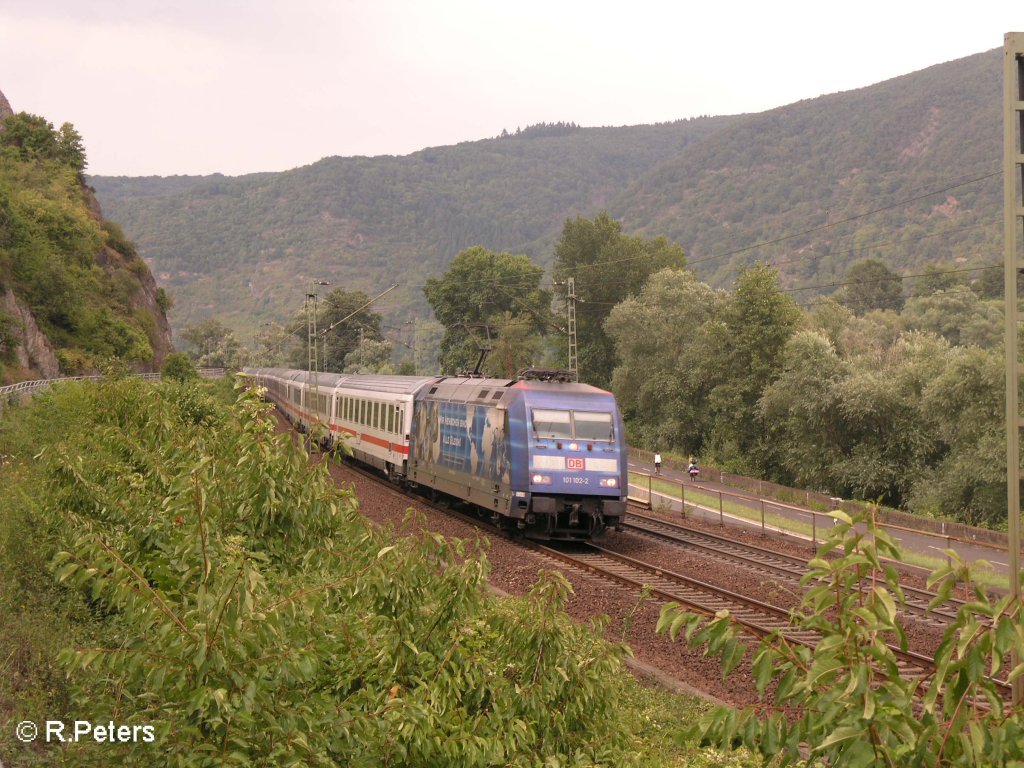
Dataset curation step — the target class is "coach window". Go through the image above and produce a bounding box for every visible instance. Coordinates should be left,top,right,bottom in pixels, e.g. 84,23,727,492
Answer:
359,399,366,425
373,402,380,429
388,406,395,434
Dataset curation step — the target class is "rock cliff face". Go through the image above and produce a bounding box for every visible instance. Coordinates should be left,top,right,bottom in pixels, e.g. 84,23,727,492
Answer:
0,287,60,379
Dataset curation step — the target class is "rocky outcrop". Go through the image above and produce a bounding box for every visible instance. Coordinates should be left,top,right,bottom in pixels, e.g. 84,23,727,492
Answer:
0,288,61,379
0,87,12,125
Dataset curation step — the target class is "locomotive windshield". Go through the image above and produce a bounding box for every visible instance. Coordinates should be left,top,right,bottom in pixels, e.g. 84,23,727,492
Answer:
573,411,614,442
531,409,615,441
532,409,573,439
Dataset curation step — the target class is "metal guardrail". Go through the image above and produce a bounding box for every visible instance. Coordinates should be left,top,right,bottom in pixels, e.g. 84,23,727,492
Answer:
0,368,228,412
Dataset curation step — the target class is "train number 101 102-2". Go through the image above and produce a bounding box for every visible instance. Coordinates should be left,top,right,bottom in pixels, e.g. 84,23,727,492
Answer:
567,476,590,485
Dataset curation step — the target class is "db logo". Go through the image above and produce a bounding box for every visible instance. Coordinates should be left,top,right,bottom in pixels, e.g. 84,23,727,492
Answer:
566,458,584,470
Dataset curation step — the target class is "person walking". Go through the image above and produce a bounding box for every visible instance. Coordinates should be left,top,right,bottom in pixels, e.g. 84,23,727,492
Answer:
654,452,662,475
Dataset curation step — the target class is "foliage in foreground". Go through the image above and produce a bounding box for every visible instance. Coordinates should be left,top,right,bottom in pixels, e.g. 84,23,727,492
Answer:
659,507,1024,767
0,376,635,766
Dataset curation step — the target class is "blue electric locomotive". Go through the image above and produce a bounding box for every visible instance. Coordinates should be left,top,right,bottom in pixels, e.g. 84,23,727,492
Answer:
408,370,627,539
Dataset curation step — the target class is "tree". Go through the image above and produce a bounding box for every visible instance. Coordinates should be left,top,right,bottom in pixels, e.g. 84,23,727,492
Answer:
0,113,87,173
552,213,687,388
56,122,87,174
0,113,56,161
317,288,385,371
837,258,904,315
482,311,545,379
913,263,964,294
807,298,855,354
178,318,246,369
970,263,1012,299
343,337,394,373
605,268,726,452
160,351,198,382
909,345,1006,525
901,289,986,347
758,331,848,488
706,263,801,470
424,246,551,374
828,332,948,507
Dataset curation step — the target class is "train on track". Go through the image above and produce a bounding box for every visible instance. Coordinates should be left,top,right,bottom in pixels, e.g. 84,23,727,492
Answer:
243,367,628,540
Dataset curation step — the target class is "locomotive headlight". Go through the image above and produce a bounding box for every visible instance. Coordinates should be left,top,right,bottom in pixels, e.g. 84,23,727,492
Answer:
531,474,552,485
600,478,618,488
569,442,579,451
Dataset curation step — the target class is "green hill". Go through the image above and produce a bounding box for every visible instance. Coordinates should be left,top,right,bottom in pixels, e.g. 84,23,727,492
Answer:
0,99,173,383
89,48,1003,336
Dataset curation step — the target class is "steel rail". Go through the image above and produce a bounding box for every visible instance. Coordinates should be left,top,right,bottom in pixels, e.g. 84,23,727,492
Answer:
623,511,965,626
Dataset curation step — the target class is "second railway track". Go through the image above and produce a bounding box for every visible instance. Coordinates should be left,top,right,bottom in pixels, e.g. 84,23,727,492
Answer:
622,509,966,628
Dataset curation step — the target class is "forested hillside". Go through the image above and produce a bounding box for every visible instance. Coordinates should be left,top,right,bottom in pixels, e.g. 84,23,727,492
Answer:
90,119,733,335
615,48,1002,291
90,48,1003,341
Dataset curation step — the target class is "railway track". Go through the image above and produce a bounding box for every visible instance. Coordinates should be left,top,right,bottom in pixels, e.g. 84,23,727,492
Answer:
622,509,966,628
521,539,957,689
322,444,1012,703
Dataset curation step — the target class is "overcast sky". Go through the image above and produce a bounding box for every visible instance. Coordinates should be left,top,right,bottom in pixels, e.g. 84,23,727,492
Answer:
2,0,1022,177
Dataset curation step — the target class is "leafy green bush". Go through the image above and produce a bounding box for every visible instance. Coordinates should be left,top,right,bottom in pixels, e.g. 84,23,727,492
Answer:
102,221,137,258
155,287,173,313
161,351,198,382
1,377,636,766
659,507,1024,767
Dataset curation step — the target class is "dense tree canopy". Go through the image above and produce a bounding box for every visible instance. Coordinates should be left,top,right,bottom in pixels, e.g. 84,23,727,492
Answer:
709,264,802,469
606,269,725,452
